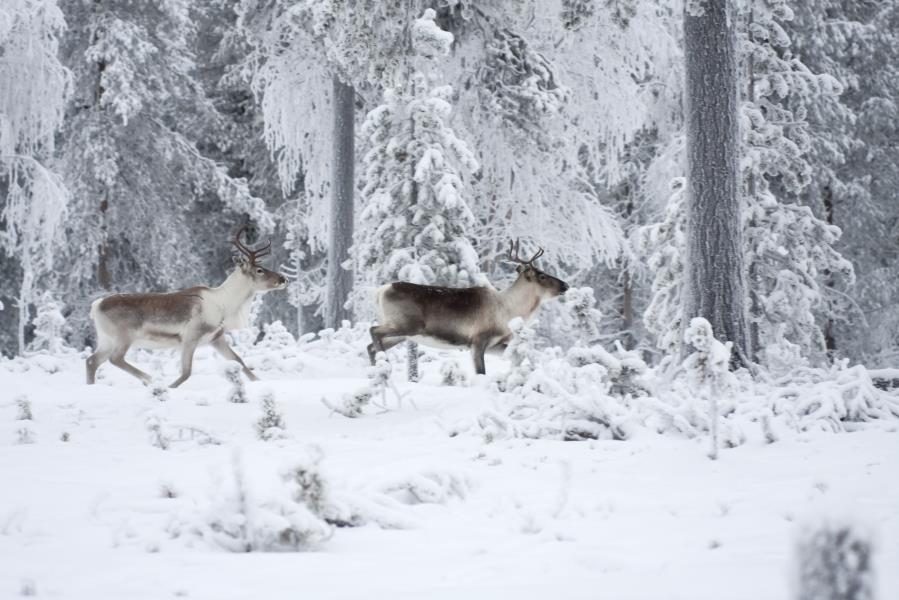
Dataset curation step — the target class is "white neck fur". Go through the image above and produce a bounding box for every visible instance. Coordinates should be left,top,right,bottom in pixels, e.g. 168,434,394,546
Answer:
211,269,257,329
499,277,543,322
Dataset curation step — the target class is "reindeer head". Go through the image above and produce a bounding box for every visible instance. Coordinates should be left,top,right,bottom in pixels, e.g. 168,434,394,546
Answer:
508,240,569,298
232,225,287,291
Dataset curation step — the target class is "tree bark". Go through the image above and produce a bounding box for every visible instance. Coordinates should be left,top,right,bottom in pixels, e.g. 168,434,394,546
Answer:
324,76,355,329
822,184,836,357
683,0,749,365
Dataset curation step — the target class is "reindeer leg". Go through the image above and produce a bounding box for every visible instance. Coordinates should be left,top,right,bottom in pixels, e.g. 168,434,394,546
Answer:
369,324,417,362
211,335,258,381
86,346,112,384
169,337,200,388
109,345,153,385
471,335,491,375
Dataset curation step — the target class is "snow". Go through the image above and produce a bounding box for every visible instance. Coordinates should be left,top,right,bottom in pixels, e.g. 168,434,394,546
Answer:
1,335,897,599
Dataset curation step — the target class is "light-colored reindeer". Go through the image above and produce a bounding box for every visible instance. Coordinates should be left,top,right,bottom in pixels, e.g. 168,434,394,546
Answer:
86,226,286,387
368,241,569,374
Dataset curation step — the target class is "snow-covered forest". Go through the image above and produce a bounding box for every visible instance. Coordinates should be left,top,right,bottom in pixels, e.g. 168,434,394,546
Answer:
1,0,898,598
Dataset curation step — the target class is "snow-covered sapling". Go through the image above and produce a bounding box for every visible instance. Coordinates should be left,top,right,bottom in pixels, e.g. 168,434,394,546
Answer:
494,317,538,392
561,286,603,345
16,428,35,445
683,317,734,460
796,521,873,600
284,449,328,519
255,391,286,440
149,381,169,402
15,395,32,421
440,357,469,386
146,415,170,450
323,352,407,417
224,363,247,403
29,292,68,354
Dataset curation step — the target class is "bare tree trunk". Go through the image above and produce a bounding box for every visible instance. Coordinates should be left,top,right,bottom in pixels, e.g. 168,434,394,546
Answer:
324,76,355,329
94,9,111,291
620,185,635,350
822,184,837,358
407,342,419,382
683,0,749,365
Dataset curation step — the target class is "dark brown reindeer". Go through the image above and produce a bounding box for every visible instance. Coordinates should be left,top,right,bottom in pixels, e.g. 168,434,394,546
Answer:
367,241,569,374
86,226,287,388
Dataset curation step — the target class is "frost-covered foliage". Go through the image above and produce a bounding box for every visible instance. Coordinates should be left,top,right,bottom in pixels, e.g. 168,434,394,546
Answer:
255,392,287,441
15,394,33,421
767,362,899,432
224,363,247,404
681,318,737,459
278,198,326,336
637,178,687,360
493,318,539,394
449,1,665,278
555,286,604,346
323,352,401,418
787,2,899,366
28,292,68,354
463,311,896,447
0,0,71,355
479,318,644,442
175,452,332,552
739,0,853,364
351,10,483,317
796,521,873,600
682,318,736,394
146,413,170,450
16,426,35,445
439,358,469,387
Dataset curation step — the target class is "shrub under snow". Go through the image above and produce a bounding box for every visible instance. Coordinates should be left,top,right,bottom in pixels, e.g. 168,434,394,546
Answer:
173,452,332,552
796,521,874,600
471,316,898,449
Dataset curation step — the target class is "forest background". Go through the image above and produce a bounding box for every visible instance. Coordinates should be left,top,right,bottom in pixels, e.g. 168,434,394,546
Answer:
2,0,897,372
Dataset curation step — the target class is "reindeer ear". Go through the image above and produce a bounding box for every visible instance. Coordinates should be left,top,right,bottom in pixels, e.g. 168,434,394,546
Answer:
515,264,525,274
233,254,246,267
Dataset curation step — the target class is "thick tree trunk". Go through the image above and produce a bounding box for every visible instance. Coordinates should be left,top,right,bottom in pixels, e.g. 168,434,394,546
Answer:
683,0,749,365
324,76,355,329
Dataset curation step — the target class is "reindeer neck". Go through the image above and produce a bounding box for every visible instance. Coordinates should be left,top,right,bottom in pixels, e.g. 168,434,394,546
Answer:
499,277,542,321
211,269,256,314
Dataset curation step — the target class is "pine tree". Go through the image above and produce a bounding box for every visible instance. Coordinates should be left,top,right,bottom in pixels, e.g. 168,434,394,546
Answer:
788,2,899,366
352,9,482,378
740,0,853,366
352,10,483,301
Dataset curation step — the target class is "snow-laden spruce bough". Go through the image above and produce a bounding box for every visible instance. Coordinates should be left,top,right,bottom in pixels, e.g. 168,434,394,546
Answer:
86,235,567,385
86,226,287,388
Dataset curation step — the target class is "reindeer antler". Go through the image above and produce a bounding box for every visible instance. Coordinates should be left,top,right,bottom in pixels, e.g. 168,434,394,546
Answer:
233,225,272,265
507,238,544,266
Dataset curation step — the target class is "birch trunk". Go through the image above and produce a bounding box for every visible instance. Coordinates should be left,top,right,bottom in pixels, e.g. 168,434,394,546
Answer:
683,0,749,365
324,76,355,329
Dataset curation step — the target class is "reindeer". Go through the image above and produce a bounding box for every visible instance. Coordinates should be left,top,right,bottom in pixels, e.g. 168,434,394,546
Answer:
367,241,569,375
86,226,287,388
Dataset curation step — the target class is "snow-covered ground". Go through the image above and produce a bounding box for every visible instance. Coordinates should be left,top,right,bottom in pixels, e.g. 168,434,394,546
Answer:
1,331,897,600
